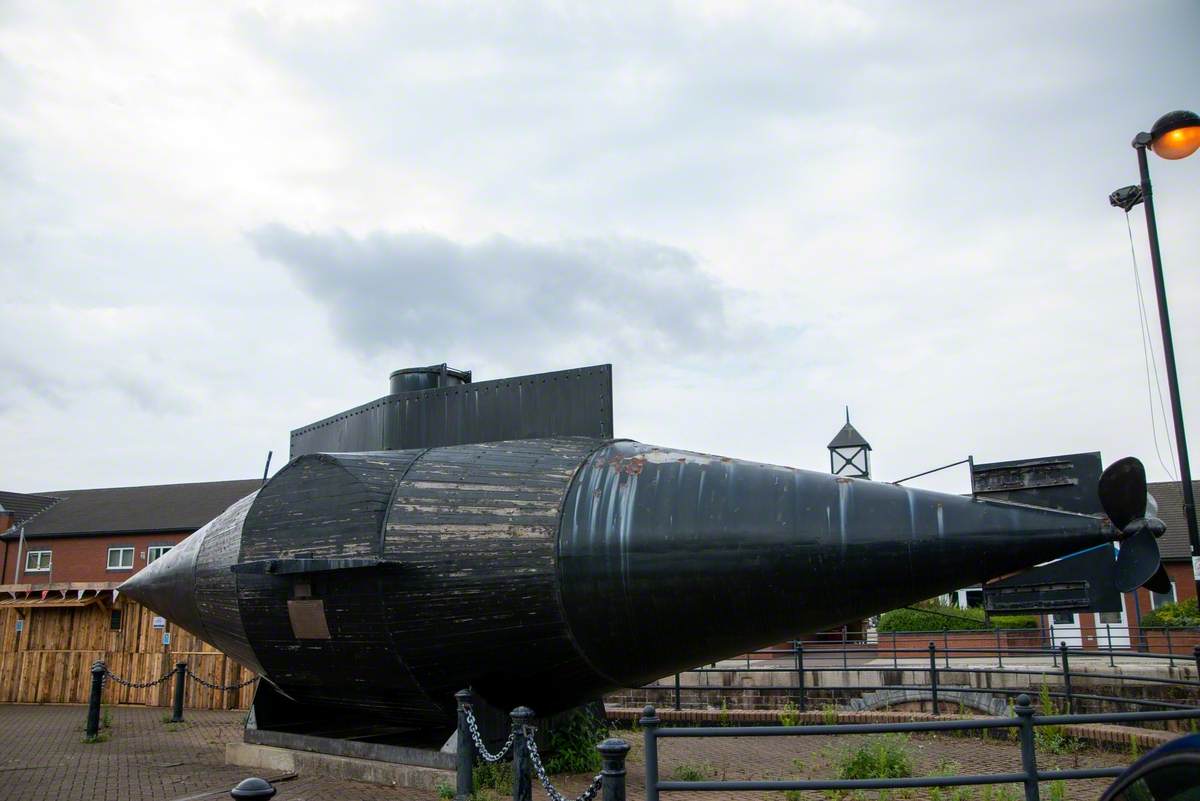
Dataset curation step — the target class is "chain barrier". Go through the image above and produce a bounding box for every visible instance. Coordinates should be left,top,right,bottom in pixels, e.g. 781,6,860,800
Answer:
185,667,259,692
524,724,604,801
101,665,176,690
464,704,517,763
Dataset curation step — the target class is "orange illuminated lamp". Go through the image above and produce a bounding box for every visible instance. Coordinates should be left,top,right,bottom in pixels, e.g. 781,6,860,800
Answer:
1149,109,1200,160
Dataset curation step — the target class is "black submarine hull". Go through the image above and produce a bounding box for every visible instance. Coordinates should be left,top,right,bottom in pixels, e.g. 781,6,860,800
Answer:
121,437,1112,726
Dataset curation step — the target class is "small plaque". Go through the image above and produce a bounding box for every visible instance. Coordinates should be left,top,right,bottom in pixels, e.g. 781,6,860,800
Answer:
287,599,332,640
15,619,23,633
152,616,166,629
162,632,170,645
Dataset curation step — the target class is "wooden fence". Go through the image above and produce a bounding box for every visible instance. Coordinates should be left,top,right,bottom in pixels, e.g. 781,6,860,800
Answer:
0,596,254,709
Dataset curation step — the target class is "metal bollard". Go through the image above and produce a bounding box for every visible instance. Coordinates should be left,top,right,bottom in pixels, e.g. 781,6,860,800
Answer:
640,705,661,801
85,661,106,739
230,777,276,799
171,661,187,723
455,689,474,801
1059,642,1073,715
928,642,939,715
1014,694,1040,801
673,673,681,711
510,706,534,801
597,738,631,801
795,641,806,712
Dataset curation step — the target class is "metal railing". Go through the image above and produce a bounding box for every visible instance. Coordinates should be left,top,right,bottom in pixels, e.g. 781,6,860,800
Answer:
84,660,258,739
639,696,1200,801
650,632,1200,714
454,689,631,801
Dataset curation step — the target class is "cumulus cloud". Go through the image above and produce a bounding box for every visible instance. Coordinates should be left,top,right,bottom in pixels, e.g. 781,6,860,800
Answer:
250,225,788,367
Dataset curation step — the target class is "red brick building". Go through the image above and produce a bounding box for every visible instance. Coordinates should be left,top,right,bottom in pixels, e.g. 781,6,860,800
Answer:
1,480,259,586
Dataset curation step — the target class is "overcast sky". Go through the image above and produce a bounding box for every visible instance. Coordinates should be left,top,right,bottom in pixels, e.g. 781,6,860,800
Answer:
2,1,1198,495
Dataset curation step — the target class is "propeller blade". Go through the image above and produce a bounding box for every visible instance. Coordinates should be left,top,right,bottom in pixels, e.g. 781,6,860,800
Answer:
1144,564,1172,595
1115,527,1161,592
1099,457,1147,530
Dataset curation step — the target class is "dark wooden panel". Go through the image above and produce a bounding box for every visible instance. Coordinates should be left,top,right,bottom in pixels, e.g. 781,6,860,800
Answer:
235,450,441,720
290,365,613,457
195,491,263,673
381,438,611,715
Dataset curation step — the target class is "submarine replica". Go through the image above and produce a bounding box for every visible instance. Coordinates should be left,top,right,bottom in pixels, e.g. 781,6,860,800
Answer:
120,363,1169,741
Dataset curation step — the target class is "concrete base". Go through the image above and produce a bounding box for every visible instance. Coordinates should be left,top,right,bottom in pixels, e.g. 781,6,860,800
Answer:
227,742,454,790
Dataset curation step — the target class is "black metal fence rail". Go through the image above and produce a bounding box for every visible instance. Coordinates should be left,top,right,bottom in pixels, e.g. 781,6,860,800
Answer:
650,638,1200,714
639,696,1200,801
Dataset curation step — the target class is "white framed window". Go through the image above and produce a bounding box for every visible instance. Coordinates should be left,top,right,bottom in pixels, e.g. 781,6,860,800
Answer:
147,545,172,564
1052,612,1075,625
25,550,51,573
107,547,134,570
1152,581,1177,609
1098,610,1123,625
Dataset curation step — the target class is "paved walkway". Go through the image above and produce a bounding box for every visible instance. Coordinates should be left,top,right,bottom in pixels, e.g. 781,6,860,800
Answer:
0,703,1134,801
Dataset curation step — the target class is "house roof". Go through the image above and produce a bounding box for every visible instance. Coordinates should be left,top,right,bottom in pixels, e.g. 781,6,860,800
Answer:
0,479,261,540
0,491,62,529
1147,479,1200,561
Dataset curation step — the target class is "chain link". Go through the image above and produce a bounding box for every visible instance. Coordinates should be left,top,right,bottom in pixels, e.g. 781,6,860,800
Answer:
101,664,177,690
463,704,517,763
524,725,604,801
185,667,259,691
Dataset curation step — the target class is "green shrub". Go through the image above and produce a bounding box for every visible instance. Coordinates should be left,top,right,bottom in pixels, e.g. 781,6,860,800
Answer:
1140,597,1200,628
778,700,800,727
838,735,913,780
822,705,838,726
670,762,715,782
436,780,455,800
718,699,731,727
1047,780,1066,801
473,760,512,793
877,604,1036,632
541,708,606,774
1033,684,1080,755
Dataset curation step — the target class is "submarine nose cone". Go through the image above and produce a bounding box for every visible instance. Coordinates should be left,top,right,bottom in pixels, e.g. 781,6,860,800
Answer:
119,525,208,640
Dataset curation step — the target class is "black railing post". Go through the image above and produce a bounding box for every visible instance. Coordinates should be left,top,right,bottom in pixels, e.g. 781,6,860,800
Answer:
673,673,681,711
640,705,660,801
1014,693,1040,801
996,628,1003,668
1049,624,1058,666
842,626,848,671
795,642,806,712
892,632,899,669
511,706,534,801
1059,642,1073,715
86,660,105,739
1166,628,1174,666
1193,645,1200,680
1107,625,1115,668
943,630,950,668
928,642,939,715
455,690,473,801
597,738,631,801
171,661,187,723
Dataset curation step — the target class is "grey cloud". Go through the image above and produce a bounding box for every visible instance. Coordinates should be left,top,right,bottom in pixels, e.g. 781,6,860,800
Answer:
250,225,783,364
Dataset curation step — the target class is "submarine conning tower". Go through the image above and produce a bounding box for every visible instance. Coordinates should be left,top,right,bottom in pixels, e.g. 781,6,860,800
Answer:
119,363,1120,728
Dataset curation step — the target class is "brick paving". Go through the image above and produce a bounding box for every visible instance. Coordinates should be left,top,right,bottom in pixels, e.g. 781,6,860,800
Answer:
0,704,1140,801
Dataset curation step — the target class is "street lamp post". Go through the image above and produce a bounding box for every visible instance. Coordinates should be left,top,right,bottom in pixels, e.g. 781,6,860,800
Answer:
1118,110,1200,601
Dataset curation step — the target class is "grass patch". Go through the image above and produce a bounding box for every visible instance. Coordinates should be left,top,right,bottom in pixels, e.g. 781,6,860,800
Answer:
670,761,716,782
